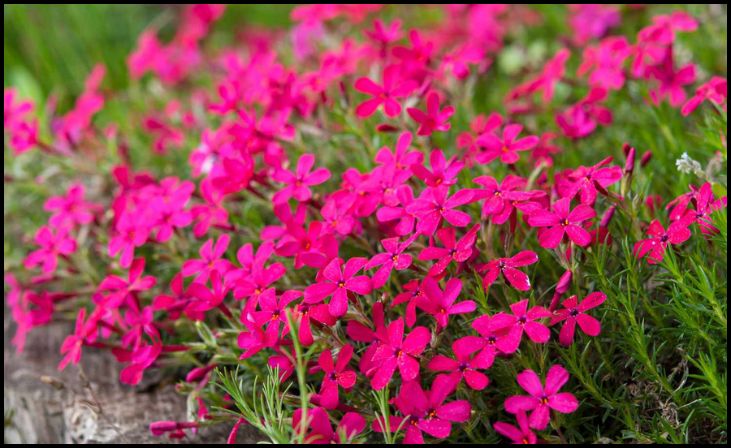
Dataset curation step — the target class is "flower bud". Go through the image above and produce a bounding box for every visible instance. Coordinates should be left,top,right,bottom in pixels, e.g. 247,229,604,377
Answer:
640,150,652,167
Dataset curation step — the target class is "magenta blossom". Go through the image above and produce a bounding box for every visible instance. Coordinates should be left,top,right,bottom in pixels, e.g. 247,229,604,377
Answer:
527,198,596,248
479,250,538,291
24,226,77,274
272,153,331,204
373,375,471,443
293,407,365,444
99,257,157,308
182,233,234,284
420,277,476,329
428,337,490,390
477,123,539,165
633,215,694,265
505,365,579,430
407,91,455,136
354,65,417,118
474,175,544,224
407,186,474,235
492,299,551,354
368,318,430,390
550,292,606,346
44,182,98,229
304,257,372,317
314,344,357,409
493,411,537,444
418,224,479,277
366,235,416,289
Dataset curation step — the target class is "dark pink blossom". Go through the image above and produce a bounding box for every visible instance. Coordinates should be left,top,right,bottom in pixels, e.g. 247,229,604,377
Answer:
368,318,430,390
182,234,234,284
527,198,596,248
420,277,476,329
373,375,471,443
407,186,474,235
428,337,490,390
504,365,579,430
407,91,455,136
313,344,357,409
304,257,372,317
24,226,77,274
354,65,417,118
366,235,416,288
493,411,537,444
477,123,539,165
293,407,365,444
633,215,694,264
491,299,551,353
272,153,331,204
550,292,606,346
418,225,479,277
479,250,538,291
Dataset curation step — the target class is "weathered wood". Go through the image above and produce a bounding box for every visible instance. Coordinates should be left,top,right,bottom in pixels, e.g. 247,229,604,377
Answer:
4,317,260,444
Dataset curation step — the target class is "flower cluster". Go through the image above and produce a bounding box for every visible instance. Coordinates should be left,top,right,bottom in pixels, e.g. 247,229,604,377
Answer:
4,4,727,445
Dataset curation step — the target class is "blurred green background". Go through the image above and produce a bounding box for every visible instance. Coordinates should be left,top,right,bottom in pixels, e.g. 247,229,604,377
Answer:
4,5,294,103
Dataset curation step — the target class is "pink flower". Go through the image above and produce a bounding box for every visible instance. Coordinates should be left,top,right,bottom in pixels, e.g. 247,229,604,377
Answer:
474,175,544,224
228,241,286,305
181,234,234,284
407,91,455,136
249,289,302,343
428,337,490,390
504,365,579,430
304,257,372,317
58,308,95,370
354,65,417,118
420,277,476,329
272,153,331,204
470,314,510,368
108,213,151,269
375,131,423,172
556,87,612,139
411,149,464,189
578,36,631,91
493,411,537,444
418,225,479,277
492,299,551,353
407,186,474,235
118,342,163,385
550,292,606,346
527,198,596,248
391,279,427,327
376,185,417,236
24,226,77,274
364,19,402,46
186,271,231,316
43,183,98,229
556,156,623,205
368,318,430,390
681,76,727,116
373,375,471,443
366,235,416,289
633,216,694,264
293,407,365,444
314,344,357,409
291,301,337,346
477,124,539,165
479,250,538,291
569,5,620,45
99,257,157,308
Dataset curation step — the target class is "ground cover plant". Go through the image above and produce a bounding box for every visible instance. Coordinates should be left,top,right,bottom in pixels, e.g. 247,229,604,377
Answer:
4,4,728,444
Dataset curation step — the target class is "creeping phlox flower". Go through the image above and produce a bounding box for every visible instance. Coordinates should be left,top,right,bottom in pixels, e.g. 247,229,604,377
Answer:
4,4,727,445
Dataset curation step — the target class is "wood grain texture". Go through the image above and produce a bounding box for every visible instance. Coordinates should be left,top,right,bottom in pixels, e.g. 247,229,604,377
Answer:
4,315,261,444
